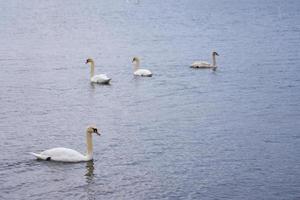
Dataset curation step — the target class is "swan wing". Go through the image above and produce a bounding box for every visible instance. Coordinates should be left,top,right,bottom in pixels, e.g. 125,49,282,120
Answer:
191,61,212,68
134,69,152,77
91,74,111,84
31,147,88,162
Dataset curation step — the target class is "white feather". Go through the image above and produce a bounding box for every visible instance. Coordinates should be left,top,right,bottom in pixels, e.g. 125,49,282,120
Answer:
31,148,88,162
91,74,111,84
134,69,152,77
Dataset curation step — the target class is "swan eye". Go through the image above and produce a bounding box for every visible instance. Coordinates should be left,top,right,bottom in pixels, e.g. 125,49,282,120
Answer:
93,128,98,133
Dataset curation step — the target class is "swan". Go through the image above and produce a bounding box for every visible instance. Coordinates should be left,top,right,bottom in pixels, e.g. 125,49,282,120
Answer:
86,58,111,84
132,57,152,77
191,51,219,70
30,126,100,162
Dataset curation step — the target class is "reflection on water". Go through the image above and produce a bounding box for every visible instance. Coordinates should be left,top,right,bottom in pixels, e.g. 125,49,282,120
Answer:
85,160,94,179
85,160,96,200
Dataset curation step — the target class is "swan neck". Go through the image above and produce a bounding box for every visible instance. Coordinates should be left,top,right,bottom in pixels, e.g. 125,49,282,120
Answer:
133,61,140,71
90,62,95,78
86,132,93,159
212,54,217,67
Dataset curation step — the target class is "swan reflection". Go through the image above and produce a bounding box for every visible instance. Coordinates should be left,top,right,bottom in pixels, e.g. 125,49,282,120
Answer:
85,160,94,178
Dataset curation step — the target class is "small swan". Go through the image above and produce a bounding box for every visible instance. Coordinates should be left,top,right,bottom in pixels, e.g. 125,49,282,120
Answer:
86,58,111,84
132,57,152,77
30,126,100,162
191,51,219,70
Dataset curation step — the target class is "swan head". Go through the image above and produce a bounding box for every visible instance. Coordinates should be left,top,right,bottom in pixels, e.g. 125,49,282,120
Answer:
212,52,219,56
86,126,100,136
86,58,94,64
132,57,140,63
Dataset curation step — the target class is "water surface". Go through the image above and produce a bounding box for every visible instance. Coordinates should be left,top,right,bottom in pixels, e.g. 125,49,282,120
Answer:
0,0,300,199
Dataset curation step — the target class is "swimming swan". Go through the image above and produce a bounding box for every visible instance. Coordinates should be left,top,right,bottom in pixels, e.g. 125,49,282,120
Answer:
30,126,100,162
86,58,111,84
132,57,152,77
191,51,219,70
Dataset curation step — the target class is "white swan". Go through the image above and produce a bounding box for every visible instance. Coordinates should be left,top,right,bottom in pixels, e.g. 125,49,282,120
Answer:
30,126,100,162
132,57,152,77
191,51,219,70
86,58,111,84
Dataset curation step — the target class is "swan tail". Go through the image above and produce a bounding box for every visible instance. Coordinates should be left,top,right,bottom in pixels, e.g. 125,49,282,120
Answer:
30,152,50,160
101,78,111,84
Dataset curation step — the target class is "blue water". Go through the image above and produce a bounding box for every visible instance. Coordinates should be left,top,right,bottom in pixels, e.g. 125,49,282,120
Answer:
0,0,300,199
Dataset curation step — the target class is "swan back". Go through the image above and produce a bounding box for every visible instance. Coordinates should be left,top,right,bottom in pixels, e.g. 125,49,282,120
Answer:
32,147,89,162
91,74,111,84
191,61,212,68
134,69,152,77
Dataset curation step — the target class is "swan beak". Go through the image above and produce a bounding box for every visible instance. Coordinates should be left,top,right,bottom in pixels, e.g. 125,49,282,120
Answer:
132,58,136,63
85,60,88,64
216,53,219,56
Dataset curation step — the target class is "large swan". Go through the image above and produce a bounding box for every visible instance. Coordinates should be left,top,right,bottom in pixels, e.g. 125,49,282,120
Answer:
30,126,100,162
191,51,219,70
86,58,111,84
132,57,152,77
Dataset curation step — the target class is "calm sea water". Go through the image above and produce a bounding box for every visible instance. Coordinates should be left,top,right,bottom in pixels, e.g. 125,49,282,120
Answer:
0,0,300,199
